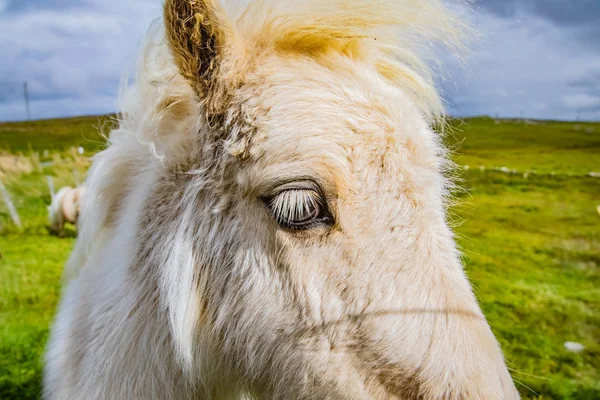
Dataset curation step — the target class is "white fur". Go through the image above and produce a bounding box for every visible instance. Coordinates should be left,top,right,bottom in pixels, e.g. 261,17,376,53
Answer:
48,186,85,234
44,1,519,399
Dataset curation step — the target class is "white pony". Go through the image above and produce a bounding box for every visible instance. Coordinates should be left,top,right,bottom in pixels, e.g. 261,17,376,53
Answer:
44,0,520,399
47,186,85,235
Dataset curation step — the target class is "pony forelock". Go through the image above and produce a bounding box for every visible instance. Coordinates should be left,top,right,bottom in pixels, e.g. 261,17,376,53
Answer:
223,0,470,119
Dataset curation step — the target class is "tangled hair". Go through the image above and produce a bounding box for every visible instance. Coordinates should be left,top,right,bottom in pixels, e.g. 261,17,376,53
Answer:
45,1,518,399
164,0,469,119
68,0,469,281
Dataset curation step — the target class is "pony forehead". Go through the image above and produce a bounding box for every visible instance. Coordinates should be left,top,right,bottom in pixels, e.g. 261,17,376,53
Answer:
236,57,432,200
241,52,424,139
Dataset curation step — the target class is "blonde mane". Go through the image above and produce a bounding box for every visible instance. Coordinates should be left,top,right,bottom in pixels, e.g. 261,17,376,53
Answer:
222,0,468,118
165,0,467,119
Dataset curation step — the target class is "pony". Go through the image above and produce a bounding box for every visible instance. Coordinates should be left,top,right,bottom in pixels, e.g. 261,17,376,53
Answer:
47,186,85,235
44,0,520,398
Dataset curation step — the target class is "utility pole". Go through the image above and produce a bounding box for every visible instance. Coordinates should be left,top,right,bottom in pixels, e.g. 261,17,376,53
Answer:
23,81,31,120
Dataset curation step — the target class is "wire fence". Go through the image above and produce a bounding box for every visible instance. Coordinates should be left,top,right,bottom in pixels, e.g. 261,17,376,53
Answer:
0,178,22,229
0,147,88,231
0,129,598,232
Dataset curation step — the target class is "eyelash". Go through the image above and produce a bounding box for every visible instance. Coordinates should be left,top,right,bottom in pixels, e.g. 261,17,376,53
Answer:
263,186,333,230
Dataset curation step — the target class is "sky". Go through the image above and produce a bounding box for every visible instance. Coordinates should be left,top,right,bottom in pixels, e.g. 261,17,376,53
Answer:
0,0,599,122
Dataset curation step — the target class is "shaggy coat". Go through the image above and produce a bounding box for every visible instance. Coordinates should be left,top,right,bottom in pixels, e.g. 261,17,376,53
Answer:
44,0,520,399
48,186,85,234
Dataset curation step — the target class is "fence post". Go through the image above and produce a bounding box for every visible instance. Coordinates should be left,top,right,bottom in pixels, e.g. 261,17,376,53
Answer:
0,179,22,229
46,175,55,200
73,169,80,186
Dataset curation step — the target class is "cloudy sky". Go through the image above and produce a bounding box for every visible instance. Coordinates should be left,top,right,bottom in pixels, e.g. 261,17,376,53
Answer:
0,0,599,122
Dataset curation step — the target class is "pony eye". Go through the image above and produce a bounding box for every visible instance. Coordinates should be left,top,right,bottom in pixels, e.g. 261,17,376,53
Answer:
264,186,332,230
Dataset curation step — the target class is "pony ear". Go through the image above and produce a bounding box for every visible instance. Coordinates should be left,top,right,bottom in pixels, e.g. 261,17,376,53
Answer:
164,0,230,103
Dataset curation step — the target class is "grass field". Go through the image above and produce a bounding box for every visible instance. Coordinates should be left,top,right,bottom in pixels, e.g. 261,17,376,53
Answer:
0,115,599,399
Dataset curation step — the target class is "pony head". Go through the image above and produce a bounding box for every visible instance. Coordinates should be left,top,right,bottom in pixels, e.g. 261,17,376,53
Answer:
70,0,518,398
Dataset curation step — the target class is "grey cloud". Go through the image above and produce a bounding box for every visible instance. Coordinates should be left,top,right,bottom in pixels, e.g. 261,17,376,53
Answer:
479,0,600,50
562,93,600,112
569,71,600,92
567,71,600,113
443,6,600,120
480,0,600,26
3,0,88,15
0,0,599,122
0,0,161,121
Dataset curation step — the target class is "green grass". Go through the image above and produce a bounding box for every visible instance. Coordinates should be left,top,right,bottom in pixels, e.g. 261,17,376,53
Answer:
447,117,600,175
0,115,599,399
454,172,600,399
0,115,114,153
0,235,73,399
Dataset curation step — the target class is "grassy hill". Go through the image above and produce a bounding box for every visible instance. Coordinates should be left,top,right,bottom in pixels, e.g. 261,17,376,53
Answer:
0,115,599,399
0,115,114,153
446,117,600,175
